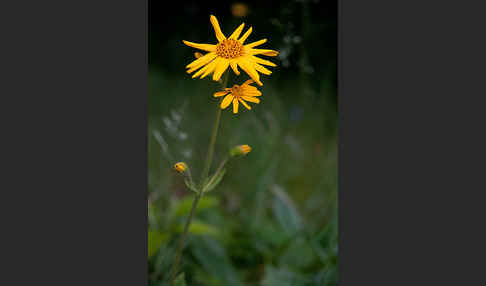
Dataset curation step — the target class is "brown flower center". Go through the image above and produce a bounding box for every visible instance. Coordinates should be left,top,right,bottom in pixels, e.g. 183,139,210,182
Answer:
216,39,244,59
230,85,243,98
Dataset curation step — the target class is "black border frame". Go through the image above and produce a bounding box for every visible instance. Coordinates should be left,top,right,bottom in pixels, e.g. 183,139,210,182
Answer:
3,0,485,284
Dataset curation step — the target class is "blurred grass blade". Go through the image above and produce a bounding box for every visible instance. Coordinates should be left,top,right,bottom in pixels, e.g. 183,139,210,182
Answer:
152,130,175,162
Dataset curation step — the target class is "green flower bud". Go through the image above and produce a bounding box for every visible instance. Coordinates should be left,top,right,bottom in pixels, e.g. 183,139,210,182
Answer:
230,144,251,157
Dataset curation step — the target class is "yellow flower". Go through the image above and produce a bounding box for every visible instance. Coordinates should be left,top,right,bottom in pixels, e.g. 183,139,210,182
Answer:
173,162,188,173
213,79,261,114
183,15,278,86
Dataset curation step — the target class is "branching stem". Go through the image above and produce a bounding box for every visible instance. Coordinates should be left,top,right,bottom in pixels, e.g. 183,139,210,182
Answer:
168,70,230,286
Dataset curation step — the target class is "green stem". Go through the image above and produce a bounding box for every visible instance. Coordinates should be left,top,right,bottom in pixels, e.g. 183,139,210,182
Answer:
199,71,229,187
168,71,230,285
168,192,202,285
200,108,222,187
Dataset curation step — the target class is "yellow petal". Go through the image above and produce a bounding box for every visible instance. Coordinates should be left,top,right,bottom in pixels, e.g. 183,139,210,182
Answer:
238,27,252,44
238,98,251,110
186,57,218,74
229,23,245,40
250,49,279,57
214,91,229,97
194,52,203,59
243,90,262,96
241,83,257,89
186,52,217,69
230,60,240,75
201,58,220,78
242,96,260,103
183,40,216,52
212,59,230,81
242,79,254,86
221,94,234,109
250,55,277,67
237,58,262,86
253,63,272,75
241,85,258,92
210,15,226,42
233,98,239,113
244,39,267,49
187,63,205,74
192,62,211,78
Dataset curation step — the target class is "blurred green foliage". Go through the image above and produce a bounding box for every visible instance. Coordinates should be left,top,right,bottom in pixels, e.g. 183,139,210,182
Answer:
149,0,337,285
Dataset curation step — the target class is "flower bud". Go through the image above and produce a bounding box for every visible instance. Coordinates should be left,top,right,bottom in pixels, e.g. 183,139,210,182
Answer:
230,144,251,157
173,162,188,173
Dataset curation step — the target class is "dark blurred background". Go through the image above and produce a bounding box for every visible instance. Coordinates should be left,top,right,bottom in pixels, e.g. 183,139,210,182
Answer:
149,1,337,285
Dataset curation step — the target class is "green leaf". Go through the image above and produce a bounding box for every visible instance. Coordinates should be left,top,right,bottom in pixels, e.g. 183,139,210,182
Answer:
176,220,219,236
262,266,309,286
148,230,168,258
279,237,316,269
190,236,244,286
202,168,226,193
172,196,219,217
254,220,287,248
184,178,198,193
271,185,303,236
174,272,187,286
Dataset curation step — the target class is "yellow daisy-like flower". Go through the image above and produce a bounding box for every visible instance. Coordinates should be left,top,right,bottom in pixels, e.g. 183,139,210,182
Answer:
213,79,261,114
183,15,278,86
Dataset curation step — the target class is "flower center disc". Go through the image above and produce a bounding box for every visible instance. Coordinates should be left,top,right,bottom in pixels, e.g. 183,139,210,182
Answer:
216,39,244,59
230,85,242,97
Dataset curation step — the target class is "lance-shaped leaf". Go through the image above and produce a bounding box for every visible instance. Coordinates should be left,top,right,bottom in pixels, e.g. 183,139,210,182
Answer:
202,168,226,193
184,178,198,193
